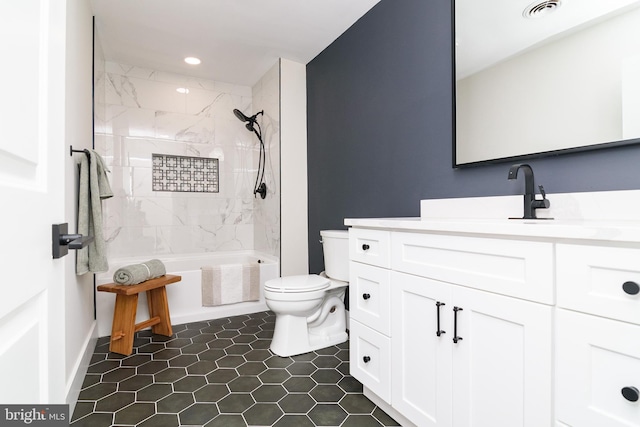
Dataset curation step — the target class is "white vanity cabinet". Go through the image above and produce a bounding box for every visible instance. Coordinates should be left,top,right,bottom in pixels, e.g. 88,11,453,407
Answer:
348,227,554,427
346,192,640,426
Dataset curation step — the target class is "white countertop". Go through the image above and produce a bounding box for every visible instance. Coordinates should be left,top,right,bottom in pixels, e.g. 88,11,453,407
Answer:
344,217,640,243
345,190,640,243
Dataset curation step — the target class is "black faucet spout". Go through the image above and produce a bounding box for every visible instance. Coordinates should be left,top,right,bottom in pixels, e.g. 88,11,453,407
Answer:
508,163,549,219
508,164,535,197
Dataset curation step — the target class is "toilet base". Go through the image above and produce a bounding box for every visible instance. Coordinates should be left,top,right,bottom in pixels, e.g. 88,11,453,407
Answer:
269,303,348,357
271,323,348,357
308,330,349,353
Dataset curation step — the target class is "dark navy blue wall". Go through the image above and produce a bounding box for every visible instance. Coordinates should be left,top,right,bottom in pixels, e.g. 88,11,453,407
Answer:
306,0,640,273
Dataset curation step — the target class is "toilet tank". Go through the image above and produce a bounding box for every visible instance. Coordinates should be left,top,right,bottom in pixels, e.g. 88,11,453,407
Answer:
320,230,349,281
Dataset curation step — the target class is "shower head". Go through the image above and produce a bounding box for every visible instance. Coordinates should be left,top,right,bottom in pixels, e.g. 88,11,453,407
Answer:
233,108,251,123
233,109,264,133
232,109,263,125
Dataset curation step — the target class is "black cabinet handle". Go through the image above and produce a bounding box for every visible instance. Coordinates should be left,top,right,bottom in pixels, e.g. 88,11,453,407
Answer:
362,244,370,251
362,293,371,300
363,356,371,363
453,306,463,344
622,281,640,295
622,386,639,402
436,301,446,337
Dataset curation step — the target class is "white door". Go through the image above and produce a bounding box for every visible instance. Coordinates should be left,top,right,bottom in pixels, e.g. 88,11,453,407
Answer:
0,0,66,403
391,272,452,427
451,287,553,427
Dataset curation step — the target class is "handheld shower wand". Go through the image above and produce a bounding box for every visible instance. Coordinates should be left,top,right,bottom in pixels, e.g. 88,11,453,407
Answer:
233,108,267,199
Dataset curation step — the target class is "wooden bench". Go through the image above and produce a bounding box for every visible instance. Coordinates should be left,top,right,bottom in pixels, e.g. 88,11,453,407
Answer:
97,274,181,355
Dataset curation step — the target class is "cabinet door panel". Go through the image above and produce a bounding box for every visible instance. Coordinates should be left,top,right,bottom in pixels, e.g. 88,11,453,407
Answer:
557,309,640,427
452,287,553,427
391,272,452,427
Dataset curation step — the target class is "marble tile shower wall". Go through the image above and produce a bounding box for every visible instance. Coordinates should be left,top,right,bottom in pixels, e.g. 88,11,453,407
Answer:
94,61,279,258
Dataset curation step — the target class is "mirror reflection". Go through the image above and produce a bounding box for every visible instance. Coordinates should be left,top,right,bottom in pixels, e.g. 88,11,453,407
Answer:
454,0,640,166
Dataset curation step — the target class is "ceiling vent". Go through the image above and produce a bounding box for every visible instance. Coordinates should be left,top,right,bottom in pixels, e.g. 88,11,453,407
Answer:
523,0,562,19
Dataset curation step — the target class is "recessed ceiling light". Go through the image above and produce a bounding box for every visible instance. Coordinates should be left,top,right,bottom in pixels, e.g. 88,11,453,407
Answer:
176,87,189,94
184,56,201,65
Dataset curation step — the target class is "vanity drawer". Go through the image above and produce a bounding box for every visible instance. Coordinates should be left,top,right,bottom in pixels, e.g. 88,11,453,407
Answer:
556,244,640,324
391,231,554,304
556,309,640,427
349,262,391,336
349,319,391,404
349,228,391,268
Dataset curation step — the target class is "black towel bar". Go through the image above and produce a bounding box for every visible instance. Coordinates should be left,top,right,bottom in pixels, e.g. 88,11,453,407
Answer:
70,145,91,157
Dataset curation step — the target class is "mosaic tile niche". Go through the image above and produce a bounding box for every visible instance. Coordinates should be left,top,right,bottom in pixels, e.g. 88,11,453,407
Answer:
152,154,219,193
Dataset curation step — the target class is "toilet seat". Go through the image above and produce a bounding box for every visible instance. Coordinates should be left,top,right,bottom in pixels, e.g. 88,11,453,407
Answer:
264,275,329,293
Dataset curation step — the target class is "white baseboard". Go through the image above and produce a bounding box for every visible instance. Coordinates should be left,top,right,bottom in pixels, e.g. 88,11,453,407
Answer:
66,321,98,415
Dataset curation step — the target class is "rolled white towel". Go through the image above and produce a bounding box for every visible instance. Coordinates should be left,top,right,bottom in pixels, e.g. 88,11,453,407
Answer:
113,259,166,285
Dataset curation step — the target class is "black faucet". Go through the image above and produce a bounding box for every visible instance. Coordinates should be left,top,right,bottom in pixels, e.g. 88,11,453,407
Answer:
507,163,550,219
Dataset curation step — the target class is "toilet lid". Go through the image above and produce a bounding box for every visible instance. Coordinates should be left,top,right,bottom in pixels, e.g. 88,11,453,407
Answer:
265,275,330,293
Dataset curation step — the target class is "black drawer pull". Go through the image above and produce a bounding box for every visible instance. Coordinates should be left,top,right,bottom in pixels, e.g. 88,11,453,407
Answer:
622,281,640,295
362,244,370,251
362,293,371,300
453,306,463,344
436,301,446,337
622,386,639,402
363,356,371,363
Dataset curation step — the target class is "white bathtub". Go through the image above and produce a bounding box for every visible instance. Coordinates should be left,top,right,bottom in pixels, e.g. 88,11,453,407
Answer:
95,251,279,338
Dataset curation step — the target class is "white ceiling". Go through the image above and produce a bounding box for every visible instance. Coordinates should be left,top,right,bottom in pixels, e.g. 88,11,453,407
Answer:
91,0,381,87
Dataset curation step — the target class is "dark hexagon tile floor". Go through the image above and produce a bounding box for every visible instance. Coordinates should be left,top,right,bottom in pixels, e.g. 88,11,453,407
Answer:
71,311,400,427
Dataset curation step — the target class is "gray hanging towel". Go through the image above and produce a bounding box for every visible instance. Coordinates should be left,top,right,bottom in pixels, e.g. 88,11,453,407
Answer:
76,149,113,275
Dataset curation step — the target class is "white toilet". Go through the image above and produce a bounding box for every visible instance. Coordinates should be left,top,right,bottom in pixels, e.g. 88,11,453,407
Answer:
264,230,349,357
